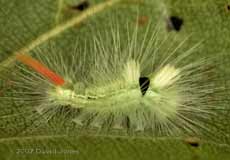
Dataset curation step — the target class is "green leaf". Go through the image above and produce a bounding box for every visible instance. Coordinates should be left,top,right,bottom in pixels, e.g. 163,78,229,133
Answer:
0,0,230,159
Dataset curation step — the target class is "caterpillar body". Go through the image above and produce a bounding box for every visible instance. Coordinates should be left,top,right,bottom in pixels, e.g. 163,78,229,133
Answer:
0,22,223,139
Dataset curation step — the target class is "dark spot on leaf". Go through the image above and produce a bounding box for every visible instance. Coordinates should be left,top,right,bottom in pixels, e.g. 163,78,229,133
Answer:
137,15,149,26
225,4,230,12
70,1,90,11
189,142,199,147
167,16,183,31
139,77,150,96
126,116,130,128
184,137,200,148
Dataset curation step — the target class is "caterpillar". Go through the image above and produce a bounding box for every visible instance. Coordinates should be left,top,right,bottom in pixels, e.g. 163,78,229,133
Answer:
0,21,224,139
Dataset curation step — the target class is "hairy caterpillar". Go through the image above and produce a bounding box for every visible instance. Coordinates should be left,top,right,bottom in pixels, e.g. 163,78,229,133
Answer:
0,21,224,139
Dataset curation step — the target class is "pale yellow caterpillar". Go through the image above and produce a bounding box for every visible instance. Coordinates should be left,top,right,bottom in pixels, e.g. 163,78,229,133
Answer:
0,20,225,141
